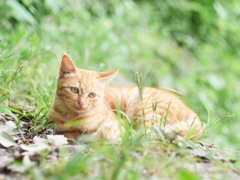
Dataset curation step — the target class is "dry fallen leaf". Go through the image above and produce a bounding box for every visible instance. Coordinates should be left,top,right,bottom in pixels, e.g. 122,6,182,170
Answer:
47,135,68,146
33,136,48,144
0,156,14,168
7,164,27,173
22,155,35,167
0,131,17,147
21,143,50,154
0,121,19,135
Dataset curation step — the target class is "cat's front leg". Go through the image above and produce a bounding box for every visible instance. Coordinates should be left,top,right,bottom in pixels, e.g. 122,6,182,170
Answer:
95,120,122,141
51,118,82,139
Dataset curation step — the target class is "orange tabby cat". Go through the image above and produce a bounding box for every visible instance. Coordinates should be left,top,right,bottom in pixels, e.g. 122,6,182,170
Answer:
49,55,202,141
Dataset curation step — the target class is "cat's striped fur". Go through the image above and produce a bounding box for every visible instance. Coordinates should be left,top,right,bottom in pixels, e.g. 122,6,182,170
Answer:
49,55,202,141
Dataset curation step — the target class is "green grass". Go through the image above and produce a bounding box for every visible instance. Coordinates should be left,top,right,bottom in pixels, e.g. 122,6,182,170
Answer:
1,0,240,179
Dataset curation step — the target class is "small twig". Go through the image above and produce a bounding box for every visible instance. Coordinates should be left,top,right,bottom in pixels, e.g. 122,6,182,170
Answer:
17,126,29,145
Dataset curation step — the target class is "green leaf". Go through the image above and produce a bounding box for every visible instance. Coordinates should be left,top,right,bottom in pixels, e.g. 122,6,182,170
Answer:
177,168,200,180
6,0,36,25
0,107,20,125
2,107,24,116
0,94,13,103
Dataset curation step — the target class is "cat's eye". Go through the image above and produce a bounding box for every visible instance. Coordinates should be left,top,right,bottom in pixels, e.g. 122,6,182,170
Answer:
88,92,96,98
70,87,79,94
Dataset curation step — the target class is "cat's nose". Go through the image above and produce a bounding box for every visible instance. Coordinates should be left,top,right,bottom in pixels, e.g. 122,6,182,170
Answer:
78,101,84,107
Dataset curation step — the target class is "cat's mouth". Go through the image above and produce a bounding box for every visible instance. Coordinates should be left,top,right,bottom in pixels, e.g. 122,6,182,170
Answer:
71,103,91,112
73,106,87,111
74,107,81,111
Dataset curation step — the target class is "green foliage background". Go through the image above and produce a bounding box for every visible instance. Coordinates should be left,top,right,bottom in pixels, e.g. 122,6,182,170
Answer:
1,0,240,150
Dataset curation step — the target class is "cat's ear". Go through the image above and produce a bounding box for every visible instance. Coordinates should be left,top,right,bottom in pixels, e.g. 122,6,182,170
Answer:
98,70,118,84
60,54,77,78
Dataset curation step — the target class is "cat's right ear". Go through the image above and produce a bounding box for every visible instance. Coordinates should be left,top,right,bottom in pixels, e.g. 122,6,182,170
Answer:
98,69,118,84
59,54,77,78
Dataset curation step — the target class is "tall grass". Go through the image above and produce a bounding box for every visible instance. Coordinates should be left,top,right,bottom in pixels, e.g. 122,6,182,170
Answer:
1,0,240,149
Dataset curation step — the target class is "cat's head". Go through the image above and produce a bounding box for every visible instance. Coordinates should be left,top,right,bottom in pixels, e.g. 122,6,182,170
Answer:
56,54,118,113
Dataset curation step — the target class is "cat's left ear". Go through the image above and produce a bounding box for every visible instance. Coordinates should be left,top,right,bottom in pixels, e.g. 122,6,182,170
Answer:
59,54,77,78
98,70,118,84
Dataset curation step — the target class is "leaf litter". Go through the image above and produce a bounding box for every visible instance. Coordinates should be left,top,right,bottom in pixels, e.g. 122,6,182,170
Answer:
0,112,81,179
0,112,240,179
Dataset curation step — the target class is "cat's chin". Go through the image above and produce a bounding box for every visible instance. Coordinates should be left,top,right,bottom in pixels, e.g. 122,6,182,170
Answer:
73,106,89,112
74,107,81,111
73,107,85,111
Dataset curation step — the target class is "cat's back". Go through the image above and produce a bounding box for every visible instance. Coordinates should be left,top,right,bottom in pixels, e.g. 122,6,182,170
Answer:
105,85,181,112
105,86,139,110
106,85,201,138
106,85,197,120
106,85,177,101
